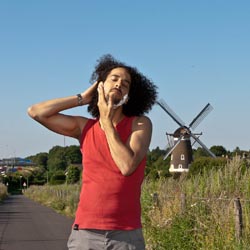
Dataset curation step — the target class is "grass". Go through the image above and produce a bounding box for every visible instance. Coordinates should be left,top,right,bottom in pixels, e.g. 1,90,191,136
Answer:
24,156,250,249
0,183,8,202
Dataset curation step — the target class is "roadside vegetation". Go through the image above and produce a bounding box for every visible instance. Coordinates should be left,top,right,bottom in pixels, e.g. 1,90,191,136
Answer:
2,144,250,249
0,183,8,201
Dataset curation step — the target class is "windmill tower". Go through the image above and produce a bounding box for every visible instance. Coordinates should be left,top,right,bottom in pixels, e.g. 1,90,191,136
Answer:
157,99,216,172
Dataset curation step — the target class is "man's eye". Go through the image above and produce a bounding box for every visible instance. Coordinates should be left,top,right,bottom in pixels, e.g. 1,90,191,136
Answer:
122,83,129,88
111,77,118,81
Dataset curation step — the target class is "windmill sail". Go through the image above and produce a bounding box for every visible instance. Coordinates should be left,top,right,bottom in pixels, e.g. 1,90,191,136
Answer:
163,136,183,160
190,133,216,158
189,103,213,130
157,99,185,127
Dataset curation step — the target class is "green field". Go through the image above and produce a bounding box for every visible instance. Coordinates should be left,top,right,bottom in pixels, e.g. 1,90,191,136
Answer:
22,156,250,249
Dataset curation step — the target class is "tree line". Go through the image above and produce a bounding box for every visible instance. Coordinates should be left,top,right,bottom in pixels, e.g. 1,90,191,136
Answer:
21,144,249,185
3,144,247,192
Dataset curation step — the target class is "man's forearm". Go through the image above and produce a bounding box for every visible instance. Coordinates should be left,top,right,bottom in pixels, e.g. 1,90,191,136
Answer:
103,122,136,176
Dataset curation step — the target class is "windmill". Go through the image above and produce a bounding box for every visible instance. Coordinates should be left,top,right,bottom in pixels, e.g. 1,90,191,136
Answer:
157,99,216,173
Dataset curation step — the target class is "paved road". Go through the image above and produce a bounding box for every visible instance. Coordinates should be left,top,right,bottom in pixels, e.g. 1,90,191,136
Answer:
0,195,74,250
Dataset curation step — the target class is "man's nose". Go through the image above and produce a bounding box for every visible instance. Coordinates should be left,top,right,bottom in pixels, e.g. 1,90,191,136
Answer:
115,80,122,89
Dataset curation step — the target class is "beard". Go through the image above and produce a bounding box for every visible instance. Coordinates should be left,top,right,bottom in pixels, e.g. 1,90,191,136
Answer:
106,94,121,105
106,89,123,105
105,92,129,109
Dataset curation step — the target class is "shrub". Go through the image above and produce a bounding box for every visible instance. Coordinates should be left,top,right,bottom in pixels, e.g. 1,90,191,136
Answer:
188,157,227,176
49,170,66,185
66,165,80,184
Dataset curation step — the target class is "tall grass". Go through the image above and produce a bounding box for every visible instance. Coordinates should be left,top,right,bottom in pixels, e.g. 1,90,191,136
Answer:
25,156,250,249
24,184,80,217
142,156,250,249
0,183,8,201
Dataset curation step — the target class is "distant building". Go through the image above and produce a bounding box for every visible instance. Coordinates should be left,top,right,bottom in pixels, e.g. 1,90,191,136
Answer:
0,157,35,167
0,166,7,174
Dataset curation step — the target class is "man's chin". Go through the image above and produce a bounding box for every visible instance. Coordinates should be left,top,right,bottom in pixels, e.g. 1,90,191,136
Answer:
107,94,121,105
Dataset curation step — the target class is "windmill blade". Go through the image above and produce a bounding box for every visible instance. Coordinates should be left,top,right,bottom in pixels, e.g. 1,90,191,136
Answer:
189,103,213,130
191,134,201,147
190,133,216,158
157,99,185,127
165,140,173,151
163,148,173,160
163,136,183,160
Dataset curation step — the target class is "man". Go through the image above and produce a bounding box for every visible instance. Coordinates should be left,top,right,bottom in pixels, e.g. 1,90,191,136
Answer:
28,54,158,249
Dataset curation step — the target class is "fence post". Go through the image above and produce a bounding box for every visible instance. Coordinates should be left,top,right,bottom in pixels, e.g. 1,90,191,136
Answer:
180,193,186,214
152,192,160,208
234,197,243,241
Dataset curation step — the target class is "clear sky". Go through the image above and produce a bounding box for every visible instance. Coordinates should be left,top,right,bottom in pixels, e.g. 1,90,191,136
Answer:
0,0,249,159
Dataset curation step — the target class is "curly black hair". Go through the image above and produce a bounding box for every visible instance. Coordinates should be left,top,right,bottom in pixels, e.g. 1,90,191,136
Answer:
87,54,158,117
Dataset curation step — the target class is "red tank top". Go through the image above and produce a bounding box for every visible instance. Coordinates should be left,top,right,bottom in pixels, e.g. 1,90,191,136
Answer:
73,116,146,230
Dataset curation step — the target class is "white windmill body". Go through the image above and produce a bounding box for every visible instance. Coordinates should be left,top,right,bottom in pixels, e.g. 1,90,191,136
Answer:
157,100,216,173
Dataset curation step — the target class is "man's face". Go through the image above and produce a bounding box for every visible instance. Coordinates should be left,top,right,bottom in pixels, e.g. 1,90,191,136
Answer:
103,67,131,106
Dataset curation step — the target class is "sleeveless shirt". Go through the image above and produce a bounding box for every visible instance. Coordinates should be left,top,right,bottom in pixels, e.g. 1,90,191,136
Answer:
73,116,146,230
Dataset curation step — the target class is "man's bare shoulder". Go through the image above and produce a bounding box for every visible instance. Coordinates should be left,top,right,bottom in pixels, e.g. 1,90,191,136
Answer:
132,115,152,129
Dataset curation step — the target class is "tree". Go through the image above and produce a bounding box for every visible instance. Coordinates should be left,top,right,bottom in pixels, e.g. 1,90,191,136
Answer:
47,146,67,172
66,165,81,184
50,170,66,185
147,147,166,166
193,147,210,159
233,146,241,156
210,145,227,157
65,145,82,164
188,157,227,176
27,152,48,169
146,147,171,179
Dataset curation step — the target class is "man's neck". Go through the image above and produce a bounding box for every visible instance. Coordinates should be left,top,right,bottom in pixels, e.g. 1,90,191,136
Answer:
112,111,125,127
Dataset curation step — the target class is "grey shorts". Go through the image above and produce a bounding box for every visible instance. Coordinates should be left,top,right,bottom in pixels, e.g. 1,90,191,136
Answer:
67,228,145,250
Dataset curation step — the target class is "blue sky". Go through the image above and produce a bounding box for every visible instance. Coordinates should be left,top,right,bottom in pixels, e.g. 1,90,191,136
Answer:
0,0,249,158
